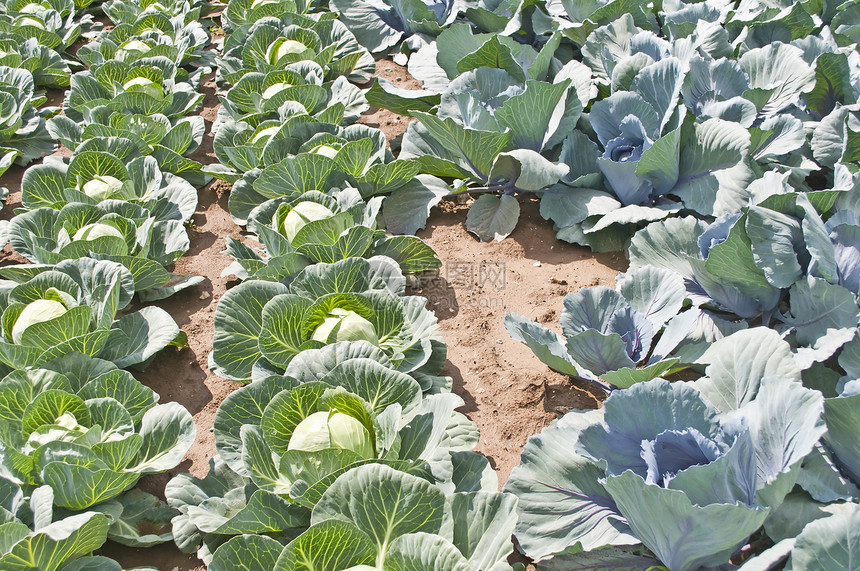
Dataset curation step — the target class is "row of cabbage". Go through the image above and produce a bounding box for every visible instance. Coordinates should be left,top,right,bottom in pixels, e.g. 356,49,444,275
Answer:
321,0,860,567
158,1,523,568
503,221,860,568
0,0,221,569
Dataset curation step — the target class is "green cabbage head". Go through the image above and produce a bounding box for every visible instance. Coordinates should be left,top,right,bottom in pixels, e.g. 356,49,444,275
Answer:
122,77,164,100
73,222,124,241
312,308,379,345
288,409,374,457
267,38,309,64
81,175,124,201
261,81,293,100
280,201,335,242
310,144,340,159
11,298,68,344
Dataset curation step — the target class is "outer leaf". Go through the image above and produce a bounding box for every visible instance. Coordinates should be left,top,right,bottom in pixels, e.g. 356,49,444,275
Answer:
784,276,860,347
130,402,196,473
311,464,445,552
604,471,769,571
385,533,470,570
465,194,520,242
823,392,860,486
739,43,815,117
504,410,636,561
275,519,375,570
786,506,860,570
210,534,284,571
382,175,449,235
495,80,581,152
674,119,750,216
448,491,517,569
408,111,512,180
694,328,801,413
0,512,109,571
504,313,584,378
212,280,290,381
616,266,686,331
100,307,181,368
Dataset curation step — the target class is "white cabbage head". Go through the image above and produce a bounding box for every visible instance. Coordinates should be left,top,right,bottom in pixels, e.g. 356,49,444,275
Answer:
261,81,293,100
73,222,124,241
18,3,46,14
311,144,340,159
251,126,281,145
16,16,45,29
311,308,379,345
267,38,308,64
288,410,374,458
81,175,124,201
120,40,151,54
122,76,164,100
11,299,68,344
281,201,335,241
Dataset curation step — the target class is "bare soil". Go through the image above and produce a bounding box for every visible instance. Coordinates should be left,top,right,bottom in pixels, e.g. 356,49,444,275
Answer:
0,60,626,569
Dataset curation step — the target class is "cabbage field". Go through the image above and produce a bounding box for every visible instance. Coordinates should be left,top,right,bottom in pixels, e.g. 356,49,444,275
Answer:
0,0,858,569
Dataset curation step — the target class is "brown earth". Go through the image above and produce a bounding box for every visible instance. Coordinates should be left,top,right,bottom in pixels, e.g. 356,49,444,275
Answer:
0,60,625,569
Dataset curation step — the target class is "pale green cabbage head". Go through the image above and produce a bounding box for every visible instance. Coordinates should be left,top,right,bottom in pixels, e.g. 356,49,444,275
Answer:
122,76,164,100
18,3,45,14
311,144,340,159
11,299,68,344
16,16,45,29
311,308,379,345
251,126,281,145
288,410,374,458
81,175,124,201
267,38,308,64
117,40,152,61
73,222,124,241
281,201,335,242
261,81,293,100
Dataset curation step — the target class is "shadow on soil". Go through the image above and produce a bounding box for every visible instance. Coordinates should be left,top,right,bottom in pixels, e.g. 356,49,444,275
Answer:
411,273,460,321
444,360,478,415
98,540,201,571
544,377,606,416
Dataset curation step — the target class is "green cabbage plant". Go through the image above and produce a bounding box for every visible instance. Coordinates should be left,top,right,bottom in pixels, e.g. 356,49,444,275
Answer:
221,0,312,35
6,200,203,300
0,65,56,171
77,8,213,72
208,464,518,571
0,0,96,56
0,258,184,372
223,189,440,281
0,356,193,534
168,349,497,565
217,13,374,85
48,113,208,187
19,153,198,223
211,111,392,183
0,34,71,87
63,56,203,122
211,258,442,382
215,63,367,133
227,145,419,225
0,488,112,571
